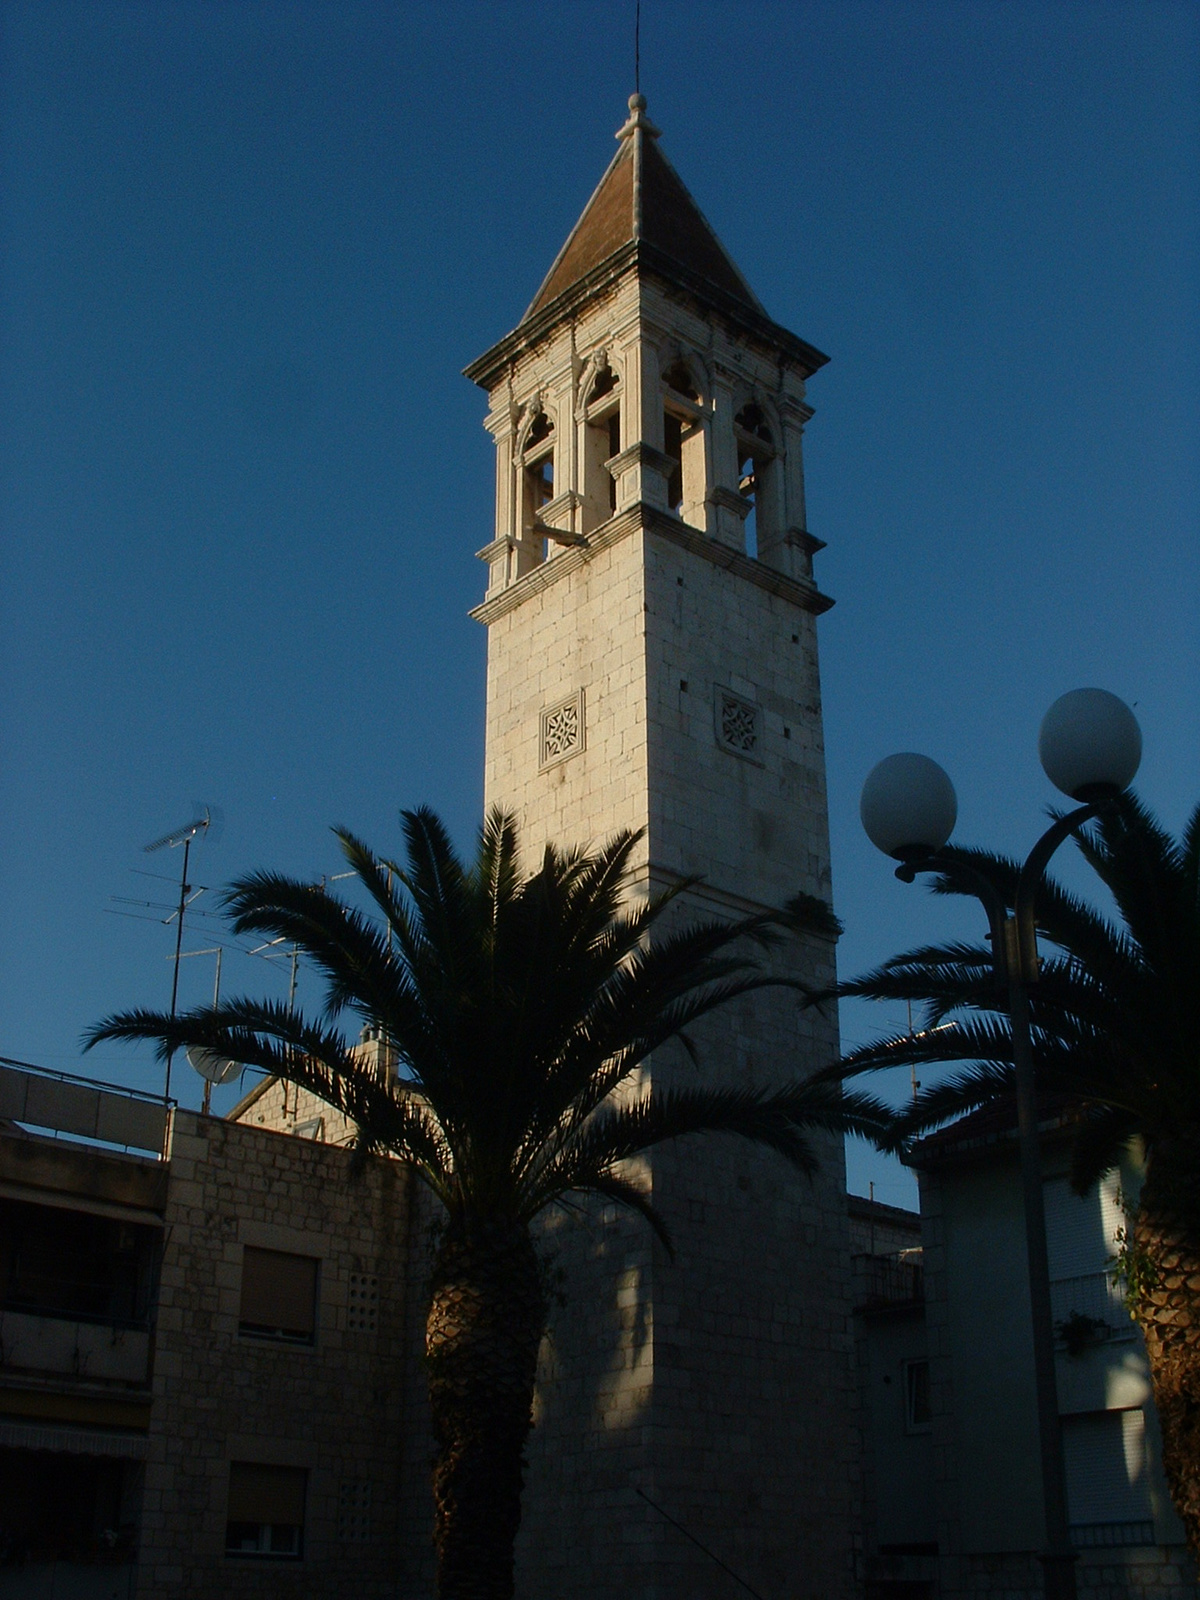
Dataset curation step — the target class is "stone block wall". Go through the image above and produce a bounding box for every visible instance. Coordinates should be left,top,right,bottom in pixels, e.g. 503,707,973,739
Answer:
137,1108,431,1598
641,514,831,910
479,511,652,878
476,473,856,1594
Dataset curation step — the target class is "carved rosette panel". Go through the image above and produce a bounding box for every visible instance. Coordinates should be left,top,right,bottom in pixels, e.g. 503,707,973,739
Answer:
540,690,586,770
715,688,762,762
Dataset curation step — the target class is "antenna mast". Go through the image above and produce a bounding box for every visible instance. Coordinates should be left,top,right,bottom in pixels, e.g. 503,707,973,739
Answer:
144,808,213,1102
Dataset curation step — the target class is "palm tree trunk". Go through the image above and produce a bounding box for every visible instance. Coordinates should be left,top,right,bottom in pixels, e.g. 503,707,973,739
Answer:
425,1214,547,1600
1132,1139,1200,1556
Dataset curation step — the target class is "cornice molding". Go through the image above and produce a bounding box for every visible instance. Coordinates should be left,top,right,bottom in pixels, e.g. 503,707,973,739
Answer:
464,243,829,393
469,503,834,626
708,485,752,522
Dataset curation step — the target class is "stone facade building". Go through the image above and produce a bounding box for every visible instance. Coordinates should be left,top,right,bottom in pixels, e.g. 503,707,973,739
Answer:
459,92,855,1600
0,1058,423,1599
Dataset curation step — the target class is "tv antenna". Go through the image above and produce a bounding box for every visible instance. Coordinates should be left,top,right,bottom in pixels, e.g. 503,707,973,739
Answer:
144,807,217,1102
176,946,242,1114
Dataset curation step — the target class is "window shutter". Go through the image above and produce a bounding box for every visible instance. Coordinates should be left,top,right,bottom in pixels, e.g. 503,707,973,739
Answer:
227,1462,307,1525
1044,1179,1110,1281
239,1247,318,1338
1062,1410,1151,1524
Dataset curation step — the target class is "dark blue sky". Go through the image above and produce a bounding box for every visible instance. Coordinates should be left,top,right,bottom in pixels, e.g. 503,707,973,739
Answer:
2,1,1197,1205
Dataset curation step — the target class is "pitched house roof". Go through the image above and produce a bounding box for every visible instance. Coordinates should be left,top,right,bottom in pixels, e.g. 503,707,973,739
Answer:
522,95,766,323
464,97,828,390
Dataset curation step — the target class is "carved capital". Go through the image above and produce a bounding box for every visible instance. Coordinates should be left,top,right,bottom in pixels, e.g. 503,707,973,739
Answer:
778,398,815,427
574,349,611,421
606,442,676,478
475,536,514,564
708,485,752,522
786,526,826,555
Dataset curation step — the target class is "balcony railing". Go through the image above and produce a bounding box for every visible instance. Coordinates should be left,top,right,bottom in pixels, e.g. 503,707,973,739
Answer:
0,1308,152,1384
1070,1520,1154,1548
853,1251,924,1308
1050,1271,1137,1347
0,1057,169,1156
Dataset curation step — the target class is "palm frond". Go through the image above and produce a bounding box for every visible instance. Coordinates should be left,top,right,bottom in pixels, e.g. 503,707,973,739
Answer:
887,1062,1016,1148
826,1015,1017,1083
476,808,523,934
88,804,916,1253
1066,1104,1141,1195
828,788,1200,1185
1182,801,1200,917
333,828,425,973
525,1079,890,1216
575,1168,676,1258
85,998,458,1200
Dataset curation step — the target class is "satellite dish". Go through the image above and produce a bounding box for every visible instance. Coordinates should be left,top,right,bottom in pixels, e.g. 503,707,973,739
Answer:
186,1046,241,1085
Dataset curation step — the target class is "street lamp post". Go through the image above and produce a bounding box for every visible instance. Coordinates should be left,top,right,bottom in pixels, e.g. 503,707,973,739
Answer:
858,688,1142,1600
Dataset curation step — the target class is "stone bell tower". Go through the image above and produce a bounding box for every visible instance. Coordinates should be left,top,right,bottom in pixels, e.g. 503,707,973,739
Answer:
465,98,856,1600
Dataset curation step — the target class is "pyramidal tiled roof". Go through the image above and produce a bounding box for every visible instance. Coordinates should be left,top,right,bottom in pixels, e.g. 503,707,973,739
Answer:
523,96,767,323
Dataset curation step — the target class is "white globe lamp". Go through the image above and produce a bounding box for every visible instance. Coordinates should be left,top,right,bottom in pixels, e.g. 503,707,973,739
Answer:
1038,688,1141,801
860,753,958,860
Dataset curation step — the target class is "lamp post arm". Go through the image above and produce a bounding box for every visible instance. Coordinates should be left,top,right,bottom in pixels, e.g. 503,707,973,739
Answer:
1012,803,1099,982
895,850,1013,984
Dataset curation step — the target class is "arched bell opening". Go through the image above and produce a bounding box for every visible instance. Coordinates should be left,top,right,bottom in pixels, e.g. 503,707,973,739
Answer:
581,363,621,533
734,402,779,560
521,409,556,561
662,361,707,530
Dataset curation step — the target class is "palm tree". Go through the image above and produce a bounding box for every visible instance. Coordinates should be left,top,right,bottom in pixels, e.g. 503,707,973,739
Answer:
89,807,886,1600
823,792,1200,1552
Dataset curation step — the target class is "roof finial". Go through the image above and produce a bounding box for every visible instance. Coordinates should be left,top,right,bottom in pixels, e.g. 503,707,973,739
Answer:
617,92,660,142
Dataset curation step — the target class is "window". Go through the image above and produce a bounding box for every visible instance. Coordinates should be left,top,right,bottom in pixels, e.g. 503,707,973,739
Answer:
0,1197,158,1329
663,411,685,512
662,362,706,527
1045,1174,1132,1344
662,361,699,403
903,1358,931,1432
226,1462,306,1559
582,364,621,530
734,403,779,560
239,1247,318,1344
1063,1409,1154,1546
0,1449,141,1567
